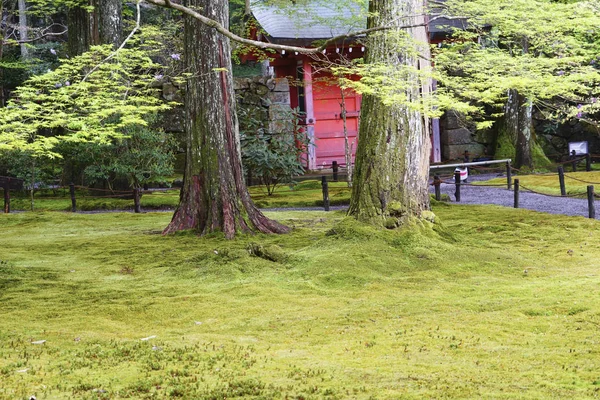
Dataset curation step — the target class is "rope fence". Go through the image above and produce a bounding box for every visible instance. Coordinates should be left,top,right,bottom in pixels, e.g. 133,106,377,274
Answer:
4,152,600,215
431,160,600,219
1,182,146,214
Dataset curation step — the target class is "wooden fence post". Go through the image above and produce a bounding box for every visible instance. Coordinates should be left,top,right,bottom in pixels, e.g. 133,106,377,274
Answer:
321,176,330,211
133,188,141,213
514,179,519,208
586,153,592,172
571,150,577,172
588,185,595,219
69,183,76,212
332,161,339,182
3,180,9,214
558,166,566,196
454,171,461,202
506,161,512,190
433,175,441,201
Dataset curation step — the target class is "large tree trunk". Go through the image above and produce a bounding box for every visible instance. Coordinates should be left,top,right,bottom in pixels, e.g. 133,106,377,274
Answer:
98,0,122,48
496,89,549,169
348,0,432,227
163,0,289,238
67,6,91,56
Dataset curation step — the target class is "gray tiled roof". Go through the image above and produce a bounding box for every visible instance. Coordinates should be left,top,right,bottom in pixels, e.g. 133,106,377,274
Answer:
251,1,467,43
251,2,366,41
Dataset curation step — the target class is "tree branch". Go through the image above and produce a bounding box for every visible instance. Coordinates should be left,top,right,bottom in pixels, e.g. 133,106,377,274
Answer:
2,23,67,46
3,30,67,46
143,0,429,54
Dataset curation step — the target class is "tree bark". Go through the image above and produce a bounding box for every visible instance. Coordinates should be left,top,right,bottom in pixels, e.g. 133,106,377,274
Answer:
163,0,289,238
348,0,432,227
67,6,91,56
17,0,29,59
98,0,122,48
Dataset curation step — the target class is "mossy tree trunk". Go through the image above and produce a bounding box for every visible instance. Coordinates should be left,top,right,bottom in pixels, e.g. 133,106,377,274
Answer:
348,0,432,228
163,0,289,238
496,89,549,169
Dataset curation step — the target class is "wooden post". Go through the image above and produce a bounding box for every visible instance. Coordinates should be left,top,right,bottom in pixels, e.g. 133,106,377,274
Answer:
586,153,591,172
433,175,441,201
454,171,461,202
571,150,577,172
3,179,9,214
506,161,512,190
332,161,339,182
69,183,76,212
321,176,329,211
133,188,141,213
588,185,595,219
558,166,566,196
513,179,519,208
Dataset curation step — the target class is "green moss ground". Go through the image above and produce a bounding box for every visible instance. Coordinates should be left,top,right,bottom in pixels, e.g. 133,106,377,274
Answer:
1,205,600,398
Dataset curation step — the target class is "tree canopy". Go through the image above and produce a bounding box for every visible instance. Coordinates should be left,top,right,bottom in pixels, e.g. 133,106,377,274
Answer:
434,0,600,128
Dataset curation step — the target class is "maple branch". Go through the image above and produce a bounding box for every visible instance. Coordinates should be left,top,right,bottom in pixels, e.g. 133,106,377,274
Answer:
143,0,430,54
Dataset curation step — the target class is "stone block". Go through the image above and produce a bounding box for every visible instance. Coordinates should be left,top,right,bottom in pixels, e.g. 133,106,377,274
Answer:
441,127,470,145
444,128,473,145
162,82,182,102
443,144,486,161
442,110,466,130
269,78,290,92
269,91,290,105
233,78,250,91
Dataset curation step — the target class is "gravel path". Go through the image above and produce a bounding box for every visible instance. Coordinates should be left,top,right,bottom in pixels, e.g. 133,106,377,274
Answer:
432,173,597,219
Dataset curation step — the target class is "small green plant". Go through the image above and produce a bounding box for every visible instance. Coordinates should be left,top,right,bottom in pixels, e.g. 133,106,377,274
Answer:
239,105,310,195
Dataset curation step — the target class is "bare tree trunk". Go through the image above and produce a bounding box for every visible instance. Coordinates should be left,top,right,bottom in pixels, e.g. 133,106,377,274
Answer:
17,0,28,59
348,0,432,227
67,6,91,56
163,0,289,238
98,0,122,48
340,88,353,187
0,2,6,107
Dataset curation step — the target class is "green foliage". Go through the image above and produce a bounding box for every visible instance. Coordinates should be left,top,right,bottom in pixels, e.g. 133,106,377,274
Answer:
0,150,60,189
0,43,171,158
82,124,177,190
239,105,309,195
435,0,600,125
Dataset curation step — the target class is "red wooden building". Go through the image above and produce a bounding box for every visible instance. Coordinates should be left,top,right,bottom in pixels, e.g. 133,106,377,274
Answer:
250,2,465,170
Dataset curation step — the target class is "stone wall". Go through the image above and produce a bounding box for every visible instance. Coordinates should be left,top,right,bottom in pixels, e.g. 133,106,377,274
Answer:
233,76,291,134
159,76,291,135
440,110,490,160
534,110,600,161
